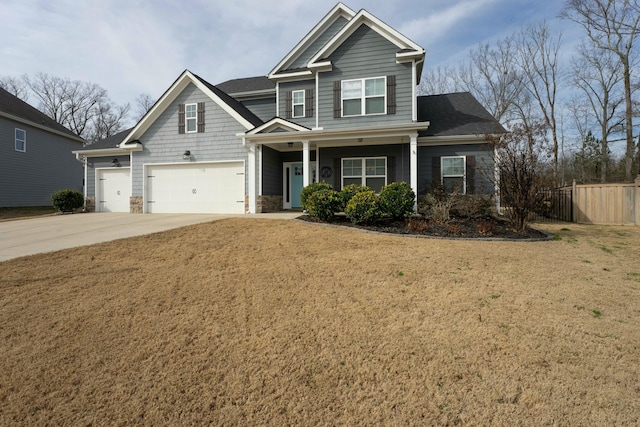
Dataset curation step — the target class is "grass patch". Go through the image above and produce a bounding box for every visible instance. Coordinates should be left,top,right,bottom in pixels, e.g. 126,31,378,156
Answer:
0,206,57,221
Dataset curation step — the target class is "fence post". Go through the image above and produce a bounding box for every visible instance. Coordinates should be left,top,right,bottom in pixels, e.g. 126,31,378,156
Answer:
572,179,577,223
635,176,640,225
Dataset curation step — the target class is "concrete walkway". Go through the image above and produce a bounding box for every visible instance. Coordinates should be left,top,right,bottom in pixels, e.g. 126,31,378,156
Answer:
0,212,300,262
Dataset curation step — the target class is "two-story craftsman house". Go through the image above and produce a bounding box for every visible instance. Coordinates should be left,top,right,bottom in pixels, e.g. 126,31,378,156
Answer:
73,3,504,214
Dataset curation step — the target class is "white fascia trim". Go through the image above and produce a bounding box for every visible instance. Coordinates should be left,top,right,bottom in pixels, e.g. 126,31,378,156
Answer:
243,121,430,143
269,70,314,81
72,147,134,157
244,117,311,135
268,2,356,78
308,9,424,68
228,89,276,100
120,70,255,146
0,111,85,144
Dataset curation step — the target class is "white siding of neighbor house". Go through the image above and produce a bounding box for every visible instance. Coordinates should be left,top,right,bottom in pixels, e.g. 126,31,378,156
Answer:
0,116,83,207
130,83,250,198
317,24,414,129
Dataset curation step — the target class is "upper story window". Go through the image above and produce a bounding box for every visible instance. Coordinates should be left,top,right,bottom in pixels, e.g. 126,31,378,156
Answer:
342,77,386,117
15,128,26,152
292,90,305,118
178,102,205,134
185,103,197,133
441,156,466,194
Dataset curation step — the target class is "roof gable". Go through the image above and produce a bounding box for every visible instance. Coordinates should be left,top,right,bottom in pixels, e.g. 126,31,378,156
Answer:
268,3,356,78
417,92,506,137
307,8,424,71
246,117,310,135
0,87,84,143
120,70,263,147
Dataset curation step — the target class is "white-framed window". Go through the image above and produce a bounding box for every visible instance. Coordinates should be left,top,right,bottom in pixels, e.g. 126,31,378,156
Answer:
15,128,26,152
185,103,197,133
342,157,387,192
441,156,466,194
292,90,305,118
342,76,386,117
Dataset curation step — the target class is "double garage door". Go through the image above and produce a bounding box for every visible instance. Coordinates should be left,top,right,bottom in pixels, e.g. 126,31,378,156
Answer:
146,162,245,214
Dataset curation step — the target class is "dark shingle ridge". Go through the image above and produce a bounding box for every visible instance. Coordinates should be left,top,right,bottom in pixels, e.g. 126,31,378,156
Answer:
0,86,83,141
81,127,133,149
418,92,506,137
215,76,275,95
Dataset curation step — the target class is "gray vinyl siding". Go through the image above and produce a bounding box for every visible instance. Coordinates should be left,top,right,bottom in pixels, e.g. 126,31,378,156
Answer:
261,147,318,196
0,116,83,207
241,97,275,122
289,16,349,70
86,157,130,198
131,83,249,197
417,144,494,195
318,144,410,190
318,24,414,129
278,80,315,128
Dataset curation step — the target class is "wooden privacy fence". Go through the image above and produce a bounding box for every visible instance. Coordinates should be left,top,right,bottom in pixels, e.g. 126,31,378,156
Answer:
572,177,640,225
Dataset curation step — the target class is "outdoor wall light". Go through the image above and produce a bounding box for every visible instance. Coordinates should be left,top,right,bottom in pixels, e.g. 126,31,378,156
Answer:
112,158,120,167
183,150,191,160
287,142,293,147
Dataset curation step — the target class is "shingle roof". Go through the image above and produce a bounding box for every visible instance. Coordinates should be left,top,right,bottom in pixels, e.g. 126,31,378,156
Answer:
81,127,133,150
0,86,83,142
215,76,275,95
417,92,506,137
192,73,264,128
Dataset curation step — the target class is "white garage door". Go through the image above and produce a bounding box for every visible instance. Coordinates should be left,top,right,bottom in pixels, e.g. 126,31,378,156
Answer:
97,168,130,212
146,162,245,214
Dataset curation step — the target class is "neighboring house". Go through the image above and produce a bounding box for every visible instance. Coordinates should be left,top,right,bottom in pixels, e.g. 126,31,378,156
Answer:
73,2,504,214
0,87,85,208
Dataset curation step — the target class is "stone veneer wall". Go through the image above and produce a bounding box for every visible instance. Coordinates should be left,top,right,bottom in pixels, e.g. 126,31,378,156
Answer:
257,195,283,213
130,196,143,214
84,197,95,212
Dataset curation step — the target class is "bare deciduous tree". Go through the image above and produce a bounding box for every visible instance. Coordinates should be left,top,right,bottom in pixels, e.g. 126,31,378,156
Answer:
561,0,640,180
134,93,156,122
0,75,30,101
417,65,459,96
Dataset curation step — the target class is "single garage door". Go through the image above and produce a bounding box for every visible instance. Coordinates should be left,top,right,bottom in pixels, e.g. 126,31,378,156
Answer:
146,162,245,214
97,168,131,212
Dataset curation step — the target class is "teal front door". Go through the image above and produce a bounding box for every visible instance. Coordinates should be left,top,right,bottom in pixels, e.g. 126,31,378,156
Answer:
291,163,304,208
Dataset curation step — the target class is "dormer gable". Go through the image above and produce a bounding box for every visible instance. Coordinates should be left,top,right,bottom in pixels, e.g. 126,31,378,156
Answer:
268,3,356,79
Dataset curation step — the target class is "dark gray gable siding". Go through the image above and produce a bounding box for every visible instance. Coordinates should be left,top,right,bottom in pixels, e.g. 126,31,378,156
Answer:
318,24,413,129
417,144,494,195
241,97,276,122
130,83,250,198
279,80,316,128
288,16,350,71
0,116,83,207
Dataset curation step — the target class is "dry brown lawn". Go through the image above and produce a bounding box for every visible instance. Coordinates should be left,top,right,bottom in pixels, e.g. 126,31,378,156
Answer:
1,218,639,426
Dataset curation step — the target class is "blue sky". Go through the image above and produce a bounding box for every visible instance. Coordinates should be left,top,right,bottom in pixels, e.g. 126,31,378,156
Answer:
0,0,580,108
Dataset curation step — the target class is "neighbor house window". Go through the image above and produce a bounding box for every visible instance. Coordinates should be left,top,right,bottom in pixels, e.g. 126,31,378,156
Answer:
341,77,386,117
15,128,26,152
342,157,386,192
292,90,304,118
185,103,197,133
442,156,466,194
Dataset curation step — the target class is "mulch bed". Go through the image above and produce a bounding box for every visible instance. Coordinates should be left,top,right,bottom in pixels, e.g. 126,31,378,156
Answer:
297,214,551,240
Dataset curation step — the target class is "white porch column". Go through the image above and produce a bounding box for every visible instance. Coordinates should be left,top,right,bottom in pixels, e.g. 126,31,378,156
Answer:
302,140,310,187
248,142,256,214
410,133,418,211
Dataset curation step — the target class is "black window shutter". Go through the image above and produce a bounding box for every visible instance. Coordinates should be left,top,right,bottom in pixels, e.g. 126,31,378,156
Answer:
466,155,476,194
333,81,341,118
386,156,395,182
431,156,441,192
334,157,342,189
387,75,396,115
197,102,205,133
285,91,292,119
305,89,314,118
178,104,185,134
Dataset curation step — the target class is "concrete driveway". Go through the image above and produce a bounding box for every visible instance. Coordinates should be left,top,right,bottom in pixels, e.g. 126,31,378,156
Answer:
0,212,299,262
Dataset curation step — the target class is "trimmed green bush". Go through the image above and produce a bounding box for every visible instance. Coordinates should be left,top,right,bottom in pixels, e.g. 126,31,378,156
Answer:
345,190,383,224
51,189,84,213
340,184,370,210
300,182,333,211
379,181,415,219
305,189,341,221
